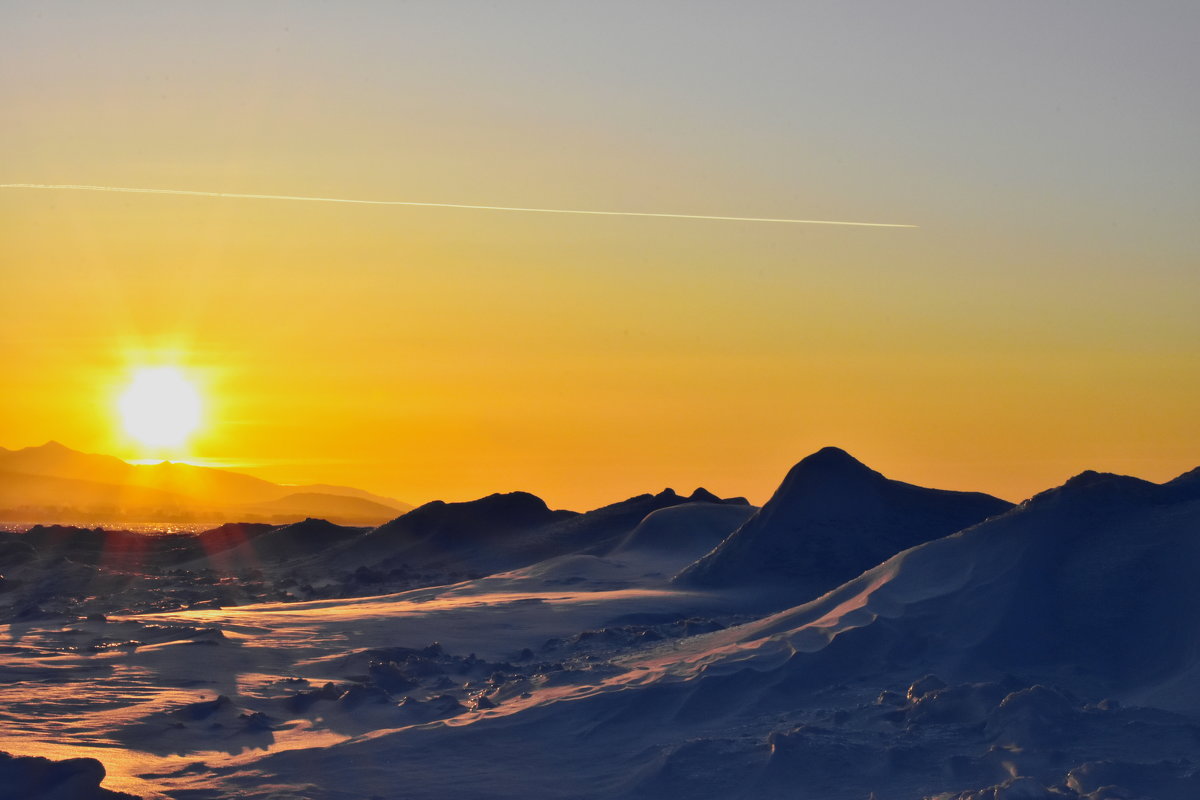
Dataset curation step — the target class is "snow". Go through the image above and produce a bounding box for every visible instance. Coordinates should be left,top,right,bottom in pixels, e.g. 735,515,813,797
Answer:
1,450,1199,798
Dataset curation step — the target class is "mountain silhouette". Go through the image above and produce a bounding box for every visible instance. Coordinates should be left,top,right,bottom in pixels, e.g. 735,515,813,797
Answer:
322,487,753,575
325,491,577,572
675,446,1013,597
0,441,411,525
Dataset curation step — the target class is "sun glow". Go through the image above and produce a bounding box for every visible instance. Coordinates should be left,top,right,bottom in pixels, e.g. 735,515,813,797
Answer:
117,367,203,448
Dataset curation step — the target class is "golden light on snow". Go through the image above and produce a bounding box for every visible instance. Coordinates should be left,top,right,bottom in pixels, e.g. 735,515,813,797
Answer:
117,366,203,448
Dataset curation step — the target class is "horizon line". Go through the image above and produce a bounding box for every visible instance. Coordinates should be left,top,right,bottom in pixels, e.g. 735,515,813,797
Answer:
0,183,919,228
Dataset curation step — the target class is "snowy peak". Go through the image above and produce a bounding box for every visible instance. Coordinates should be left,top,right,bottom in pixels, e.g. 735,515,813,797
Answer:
675,448,1013,596
762,446,889,519
791,445,876,476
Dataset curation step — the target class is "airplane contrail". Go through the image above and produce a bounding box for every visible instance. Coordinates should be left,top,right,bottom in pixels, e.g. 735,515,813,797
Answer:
0,183,917,228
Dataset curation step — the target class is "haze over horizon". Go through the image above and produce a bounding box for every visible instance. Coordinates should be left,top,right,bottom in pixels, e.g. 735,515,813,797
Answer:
4,437,1200,515
3,2,1197,510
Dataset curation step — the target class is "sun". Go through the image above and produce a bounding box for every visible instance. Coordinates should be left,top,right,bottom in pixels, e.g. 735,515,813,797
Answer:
117,367,203,448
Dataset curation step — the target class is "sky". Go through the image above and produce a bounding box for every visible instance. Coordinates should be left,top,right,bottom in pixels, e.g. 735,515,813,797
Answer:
2,1,1198,509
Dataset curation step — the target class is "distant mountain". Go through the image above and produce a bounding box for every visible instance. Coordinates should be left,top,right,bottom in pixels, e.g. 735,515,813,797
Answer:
0,441,411,525
247,492,403,523
0,441,279,504
280,482,408,510
676,446,1013,597
0,468,194,511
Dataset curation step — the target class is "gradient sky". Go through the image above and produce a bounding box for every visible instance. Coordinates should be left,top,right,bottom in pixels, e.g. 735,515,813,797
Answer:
2,1,1198,509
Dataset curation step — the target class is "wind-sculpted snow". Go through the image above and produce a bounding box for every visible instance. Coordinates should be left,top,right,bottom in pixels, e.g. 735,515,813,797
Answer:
2,455,1199,798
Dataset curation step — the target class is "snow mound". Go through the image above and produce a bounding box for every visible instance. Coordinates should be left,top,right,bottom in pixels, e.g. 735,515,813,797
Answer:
610,502,756,559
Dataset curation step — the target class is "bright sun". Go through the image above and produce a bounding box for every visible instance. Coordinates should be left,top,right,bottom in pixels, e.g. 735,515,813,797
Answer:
118,367,203,448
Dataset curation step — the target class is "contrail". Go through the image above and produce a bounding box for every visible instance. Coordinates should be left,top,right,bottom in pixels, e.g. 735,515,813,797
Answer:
0,183,917,228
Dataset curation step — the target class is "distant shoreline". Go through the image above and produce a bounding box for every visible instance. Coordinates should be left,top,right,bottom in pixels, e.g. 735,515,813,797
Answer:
0,520,228,535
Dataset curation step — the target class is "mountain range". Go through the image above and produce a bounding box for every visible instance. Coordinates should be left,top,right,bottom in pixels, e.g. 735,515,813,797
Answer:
0,441,411,525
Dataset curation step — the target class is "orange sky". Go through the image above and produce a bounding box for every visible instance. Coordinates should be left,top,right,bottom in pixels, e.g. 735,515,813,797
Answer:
2,4,1197,510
